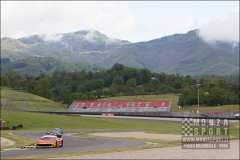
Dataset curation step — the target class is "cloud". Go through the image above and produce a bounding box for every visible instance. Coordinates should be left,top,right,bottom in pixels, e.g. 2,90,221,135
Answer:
1,1,135,40
197,11,239,43
1,1,238,43
83,30,98,43
38,34,63,42
149,15,198,40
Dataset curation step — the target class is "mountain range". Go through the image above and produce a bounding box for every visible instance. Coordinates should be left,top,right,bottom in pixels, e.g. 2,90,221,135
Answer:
1,29,239,77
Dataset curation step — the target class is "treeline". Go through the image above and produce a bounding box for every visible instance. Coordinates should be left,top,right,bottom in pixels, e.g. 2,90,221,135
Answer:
1,63,239,106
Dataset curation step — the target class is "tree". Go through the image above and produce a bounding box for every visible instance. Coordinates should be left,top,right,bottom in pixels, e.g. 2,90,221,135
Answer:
27,80,39,95
92,79,104,90
86,71,93,80
68,81,78,92
125,78,137,87
16,78,28,88
137,68,151,85
62,90,73,104
4,70,19,88
178,87,197,106
123,68,137,82
112,63,124,71
0,74,9,87
173,79,182,89
143,83,154,94
102,90,109,97
112,76,124,85
85,92,96,100
38,78,53,99
72,92,83,101
94,89,103,99
206,87,228,106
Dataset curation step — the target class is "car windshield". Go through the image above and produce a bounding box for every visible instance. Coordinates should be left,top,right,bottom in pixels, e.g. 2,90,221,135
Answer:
48,130,58,133
53,129,60,132
40,137,55,140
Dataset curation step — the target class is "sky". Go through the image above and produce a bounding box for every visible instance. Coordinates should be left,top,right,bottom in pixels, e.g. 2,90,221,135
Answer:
1,1,239,43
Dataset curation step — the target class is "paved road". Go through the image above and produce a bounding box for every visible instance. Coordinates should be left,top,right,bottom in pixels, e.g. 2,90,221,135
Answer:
1,131,146,159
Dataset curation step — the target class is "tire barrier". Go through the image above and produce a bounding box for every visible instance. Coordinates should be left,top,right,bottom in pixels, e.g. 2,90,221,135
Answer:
13,124,23,130
0,126,9,130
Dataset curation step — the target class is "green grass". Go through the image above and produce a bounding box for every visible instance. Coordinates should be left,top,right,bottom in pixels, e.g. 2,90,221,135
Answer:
1,131,37,150
187,104,239,114
1,109,239,137
1,89,67,111
1,110,181,131
1,89,53,102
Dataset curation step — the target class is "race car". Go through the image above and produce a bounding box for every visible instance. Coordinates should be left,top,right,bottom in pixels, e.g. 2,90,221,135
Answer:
235,113,240,118
36,135,63,148
53,128,63,134
46,130,62,138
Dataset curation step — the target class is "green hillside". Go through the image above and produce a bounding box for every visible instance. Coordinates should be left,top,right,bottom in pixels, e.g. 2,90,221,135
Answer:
100,30,239,75
1,29,239,76
1,56,106,77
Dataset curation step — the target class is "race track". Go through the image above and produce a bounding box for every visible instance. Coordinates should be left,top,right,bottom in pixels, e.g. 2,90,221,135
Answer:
1,116,179,159
2,116,237,159
1,131,146,159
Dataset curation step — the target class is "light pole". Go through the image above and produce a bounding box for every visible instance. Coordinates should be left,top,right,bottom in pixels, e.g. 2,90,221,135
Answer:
196,84,201,114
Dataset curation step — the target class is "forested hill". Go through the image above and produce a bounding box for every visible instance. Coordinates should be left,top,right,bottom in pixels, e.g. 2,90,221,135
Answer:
1,63,239,107
98,30,239,75
1,29,239,76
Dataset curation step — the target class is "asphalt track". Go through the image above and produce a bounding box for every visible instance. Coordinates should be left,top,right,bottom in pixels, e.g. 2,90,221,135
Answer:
1,130,147,159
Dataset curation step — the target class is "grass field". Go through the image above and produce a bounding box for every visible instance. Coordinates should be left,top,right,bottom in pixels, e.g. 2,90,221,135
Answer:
1,89,67,111
1,110,182,131
188,104,239,114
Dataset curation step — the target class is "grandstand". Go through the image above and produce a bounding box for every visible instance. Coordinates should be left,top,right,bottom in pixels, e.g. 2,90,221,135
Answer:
68,100,172,116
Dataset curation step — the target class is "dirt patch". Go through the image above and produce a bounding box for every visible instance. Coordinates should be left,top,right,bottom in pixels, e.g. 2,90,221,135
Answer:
1,137,15,146
89,132,181,140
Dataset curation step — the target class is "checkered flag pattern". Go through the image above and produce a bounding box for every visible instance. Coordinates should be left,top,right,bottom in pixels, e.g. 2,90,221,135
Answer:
182,118,193,136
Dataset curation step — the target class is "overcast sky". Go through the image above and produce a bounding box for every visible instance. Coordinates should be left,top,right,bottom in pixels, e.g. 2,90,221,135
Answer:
1,1,239,43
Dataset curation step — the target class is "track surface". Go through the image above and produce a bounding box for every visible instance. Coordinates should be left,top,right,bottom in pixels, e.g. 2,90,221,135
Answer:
1,131,146,159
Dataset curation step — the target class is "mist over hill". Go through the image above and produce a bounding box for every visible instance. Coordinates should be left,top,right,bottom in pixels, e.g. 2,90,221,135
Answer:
1,29,239,76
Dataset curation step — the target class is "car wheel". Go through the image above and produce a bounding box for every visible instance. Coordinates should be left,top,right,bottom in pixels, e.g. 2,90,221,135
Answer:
55,141,58,148
60,141,63,147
